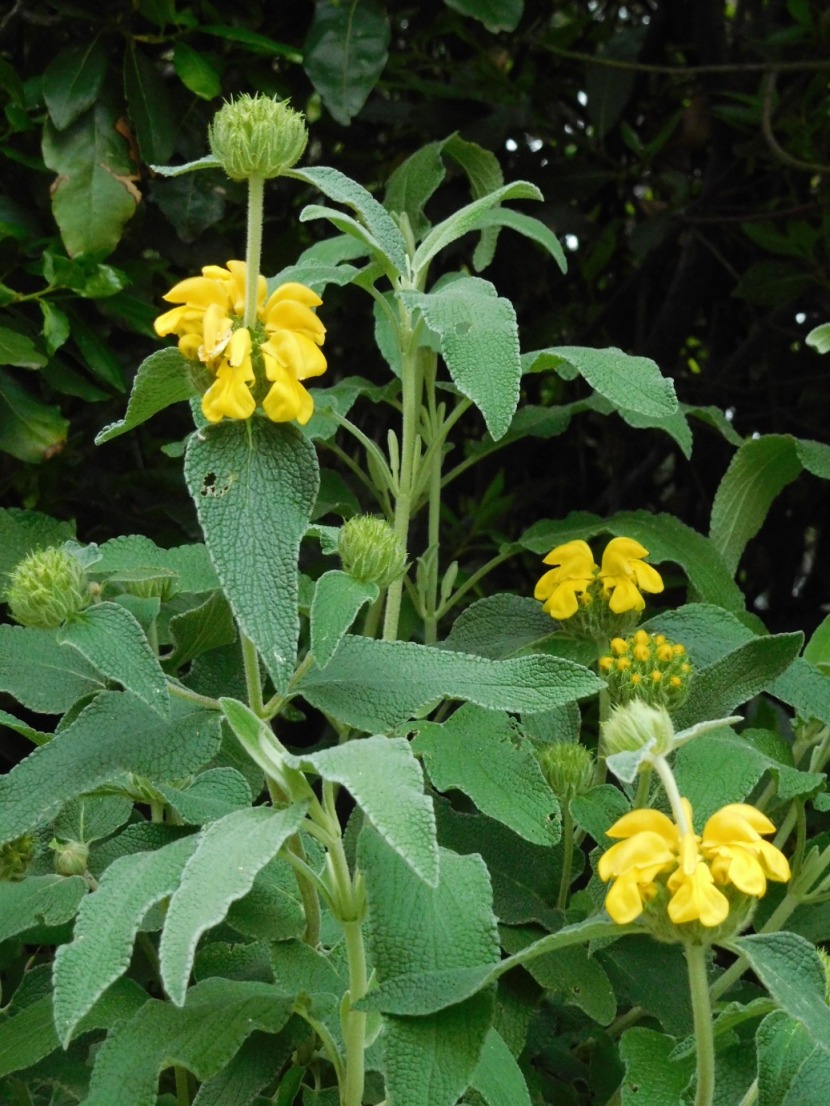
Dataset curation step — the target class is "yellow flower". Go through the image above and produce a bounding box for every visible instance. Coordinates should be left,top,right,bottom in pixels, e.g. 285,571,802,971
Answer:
154,262,326,425
701,804,791,896
599,537,664,613
667,818,730,928
534,540,598,620
598,808,679,924
201,329,256,423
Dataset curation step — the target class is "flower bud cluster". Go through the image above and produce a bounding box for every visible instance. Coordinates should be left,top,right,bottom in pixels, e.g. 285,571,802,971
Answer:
5,546,90,629
599,629,692,710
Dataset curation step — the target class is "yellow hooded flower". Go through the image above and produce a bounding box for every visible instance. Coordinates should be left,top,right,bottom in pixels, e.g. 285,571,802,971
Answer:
666,817,730,928
201,328,256,423
701,804,791,896
534,540,598,620
598,808,679,924
599,537,664,614
154,262,326,425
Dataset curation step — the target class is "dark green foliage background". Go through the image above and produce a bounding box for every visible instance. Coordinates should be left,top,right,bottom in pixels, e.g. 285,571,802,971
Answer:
1,0,828,623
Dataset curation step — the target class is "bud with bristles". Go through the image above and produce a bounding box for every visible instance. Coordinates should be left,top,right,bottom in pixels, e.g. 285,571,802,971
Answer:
5,546,90,629
537,742,595,805
338,516,407,589
209,95,308,181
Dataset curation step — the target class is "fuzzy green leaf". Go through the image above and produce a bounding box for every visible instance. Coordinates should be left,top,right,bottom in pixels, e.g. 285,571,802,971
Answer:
500,924,616,1025
291,165,408,274
469,1027,532,1106
185,418,319,694
0,875,86,943
384,139,448,238
413,181,542,274
310,570,378,668
359,826,499,1106
58,602,169,715
297,635,602,731
442,594,556,659
412,704,560,845
728,933,830,1054
674,728,824,823
525,346,677,419
401,277,520,439
83,979,294,1106
0,507,76,581
93,534,219,594
95,348,197,443
756,1010,830,1106
618,1027,695,1106
286,735,438,884
0,692,220,844
160,804,308,1006
166,590,237,670
466,206,567,273
157,768,252,825
53,835,198,1045
0,624,105,714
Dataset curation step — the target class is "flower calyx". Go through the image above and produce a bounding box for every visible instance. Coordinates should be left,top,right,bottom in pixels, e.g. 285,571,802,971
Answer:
338,516,407,590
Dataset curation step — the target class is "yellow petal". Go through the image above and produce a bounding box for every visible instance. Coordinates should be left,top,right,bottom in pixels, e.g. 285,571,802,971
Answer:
262,331,327,380
630,560,664,594
606,577,646,614
201,362,256,423
605,808,678,842
264,282,323,312
542,540,596,572
154,305,188,336
602,537,650,569
668,862,729,927
162,275,229,308
262,368,314,424
263,300,326,341
704,804,776,842
605,873,650,924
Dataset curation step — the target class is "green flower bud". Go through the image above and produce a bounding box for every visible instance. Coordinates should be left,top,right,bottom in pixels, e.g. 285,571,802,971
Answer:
49,838,89,877
208,95,308,181
537,742,595,804
5,546,90,629
338,516,407,589
602,700,675,758
0,834,36,881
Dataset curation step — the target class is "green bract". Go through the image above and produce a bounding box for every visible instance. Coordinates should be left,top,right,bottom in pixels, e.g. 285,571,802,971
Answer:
208,94,308,181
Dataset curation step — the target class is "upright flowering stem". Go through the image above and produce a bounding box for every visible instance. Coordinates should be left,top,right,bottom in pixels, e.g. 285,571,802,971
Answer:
652,753,691,834
685,942,716,1106
244,173,265,329
382,310,423,641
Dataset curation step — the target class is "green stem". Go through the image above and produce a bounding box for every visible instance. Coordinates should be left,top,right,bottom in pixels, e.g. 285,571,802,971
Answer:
633,764,653,808
286,833,322,947
241,631,264,716
685,943,716,1106
243,173,265,329
738,1079,759,1106
383,320,423,642
557,801,575,910
652,755,690,834
174,1065,191,1106
167,682,221,711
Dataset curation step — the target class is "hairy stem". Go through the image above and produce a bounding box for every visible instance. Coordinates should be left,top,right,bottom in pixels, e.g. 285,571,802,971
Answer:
685,943,715,1106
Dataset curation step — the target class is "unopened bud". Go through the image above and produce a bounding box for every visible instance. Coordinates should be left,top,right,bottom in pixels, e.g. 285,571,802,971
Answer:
209,95,308,181
338,516,407,589
602,700,675,759
537,742,595,804
49,838,89,877
5,546,90,629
